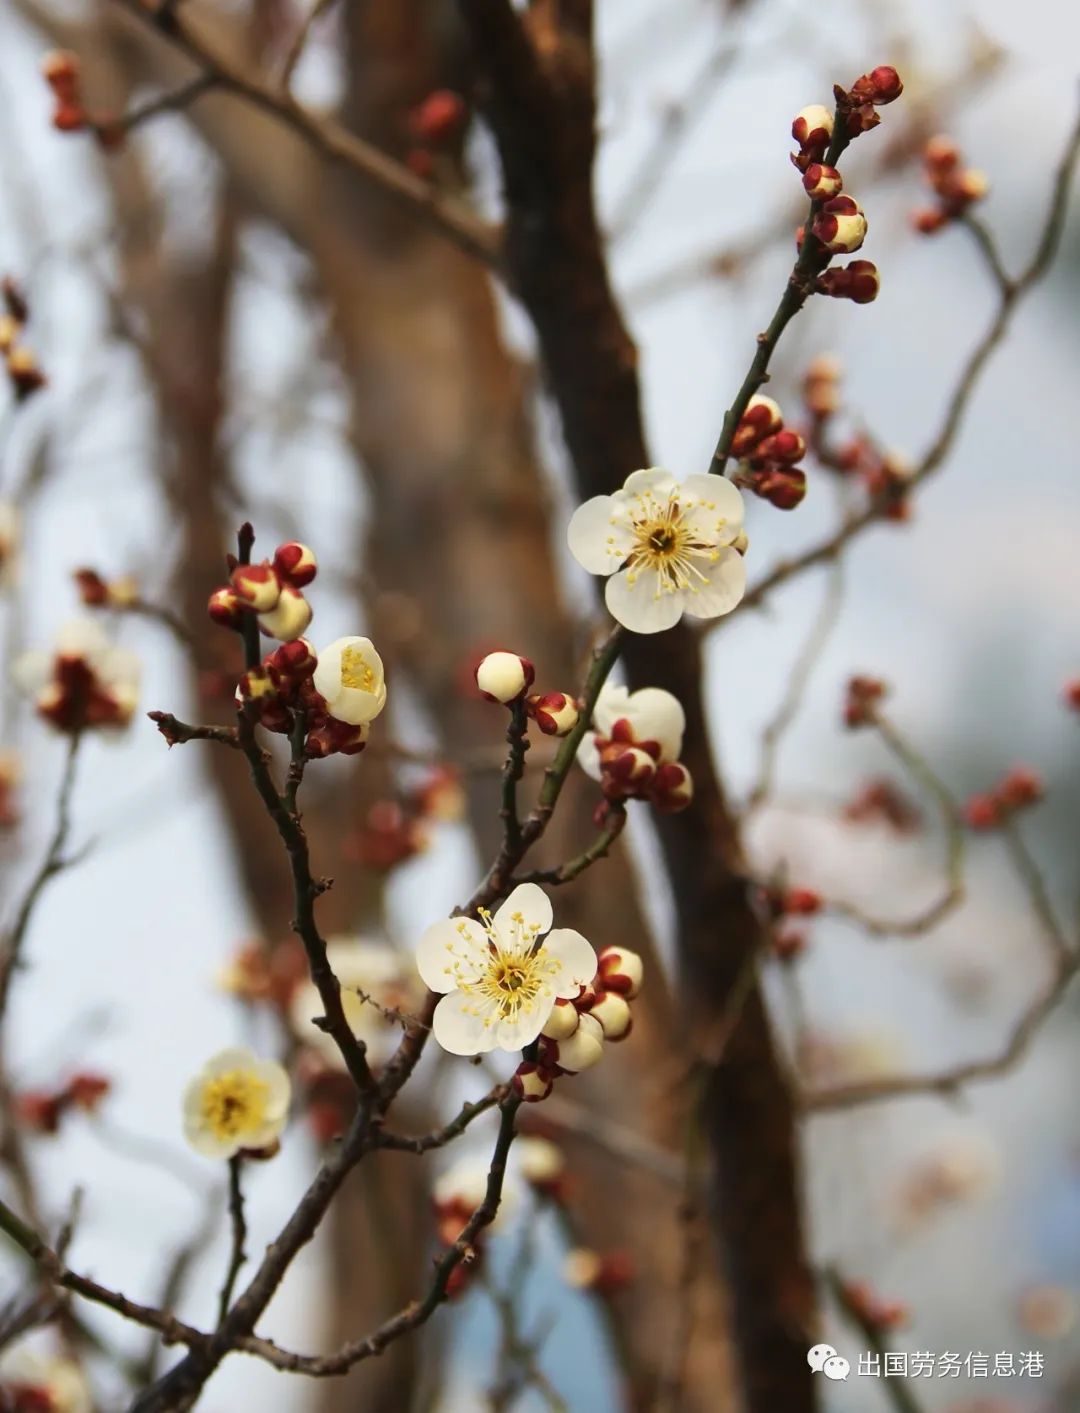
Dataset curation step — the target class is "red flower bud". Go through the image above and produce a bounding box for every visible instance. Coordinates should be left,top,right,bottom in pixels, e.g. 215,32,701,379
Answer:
997,766,1043,810
754,429,807,464
850,65,903,106
784,887,822,916
408,90,467,146
816,260,880,304
964,792,1001,831
208,586,245,629
802,163,843,200
273,541,318,588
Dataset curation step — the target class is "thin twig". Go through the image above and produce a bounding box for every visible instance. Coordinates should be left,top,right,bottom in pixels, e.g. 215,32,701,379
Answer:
280,0,339,90
824,1267,926,1413
217,1156,247,1326
0,733,82,1021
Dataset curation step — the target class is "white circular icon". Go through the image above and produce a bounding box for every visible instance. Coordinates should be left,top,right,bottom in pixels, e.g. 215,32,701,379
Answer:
823,1355,850,1381
806,1344,837,1372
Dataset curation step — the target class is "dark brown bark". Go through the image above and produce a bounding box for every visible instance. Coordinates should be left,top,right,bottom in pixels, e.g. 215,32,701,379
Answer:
457,4,818,1407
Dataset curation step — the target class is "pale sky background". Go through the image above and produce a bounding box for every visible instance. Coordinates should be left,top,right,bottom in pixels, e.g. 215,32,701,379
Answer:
0,0,1079,1409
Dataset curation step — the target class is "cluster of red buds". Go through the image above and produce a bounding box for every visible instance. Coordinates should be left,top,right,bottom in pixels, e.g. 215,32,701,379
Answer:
218,937,309,1010
912,136,989,235
842,776,922,833
0,277,46,403
74,566,140,609
588,718,693,813
475,651,581,739
15,1071,110,1135
837,437,913,519
405,88,467,180
964,766,1043,831
210,540,317,643
512,945,643,1104
843,674,888,728
343,767,464,872
841,1278,910,1331
815,259,879,304
802,355,843,420
731,395,807,511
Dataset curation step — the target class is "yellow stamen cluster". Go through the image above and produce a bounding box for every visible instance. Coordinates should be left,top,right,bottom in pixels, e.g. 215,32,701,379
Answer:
340,644,375,692
445,909,561,1030
199,1069,270,1143
621,489,721,596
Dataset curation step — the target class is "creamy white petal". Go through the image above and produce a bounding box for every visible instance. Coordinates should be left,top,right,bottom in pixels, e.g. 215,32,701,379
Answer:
493,1003,550,1051
620,467,678,501
415,917,488,992
624,687,685,761
575,730,605,781
680,473,746,540
493,883,553,947
543,928,598,997
605,568,685,634
680,547,747,619
432,991,500,1055
55,618,110,657
202,1046,260,1079
567,496,632,576
10,649,52,695
257,1060,292,1120
591,682,629,738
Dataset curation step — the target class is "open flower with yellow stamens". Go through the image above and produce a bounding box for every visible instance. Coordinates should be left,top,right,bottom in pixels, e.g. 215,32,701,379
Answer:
416,883,596,1056
312,635,387,726
567,468,746,633
182,1047,291,1160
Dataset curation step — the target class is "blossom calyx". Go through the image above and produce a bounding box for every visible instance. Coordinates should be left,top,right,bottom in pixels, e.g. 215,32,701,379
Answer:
476,651,535,704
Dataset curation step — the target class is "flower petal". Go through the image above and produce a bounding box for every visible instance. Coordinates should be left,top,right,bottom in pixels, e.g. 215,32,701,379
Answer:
605,568,684,634
575,730,605,782
493,883,554,948
493,1002,550,1052
591,682,630,739
621,467,678,501
680,474,746,541
680,546,747,620
542,927,598,997
203,1046,260,1078
626,687,685,762
567,496,632,577
431,991,500,1056
416,917,488,993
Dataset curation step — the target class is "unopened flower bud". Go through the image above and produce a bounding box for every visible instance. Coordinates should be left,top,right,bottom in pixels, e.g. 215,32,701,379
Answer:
749,466,807,511
237,666,278,704
803,355,842,416
850,65,903,106
306,719,370,758
998,766,1043,809
912,207,948,235
541,998,580,1041
924,135,961,174
527,691,579,737
41,49,80,97
784,887,822,916
816,260,880,304
512,1061,554,1103
964,792,1001,831
231,561,281,613
408,89,467,146
955,168,989,203
588,989,633,1040
731,394,784,457
52,103,86,133
553,1011,604,1073
258,584,313,642
476,650,535,704
208,586,245,629
811,195,867,253
792,103,834,156
802,163,843,200
518,1137,566,1194
268,637,317,678
649,760,694,813
273,541,318,588
603,745,657,794
754,429,806,464
597,945,643,999
843,674,887,728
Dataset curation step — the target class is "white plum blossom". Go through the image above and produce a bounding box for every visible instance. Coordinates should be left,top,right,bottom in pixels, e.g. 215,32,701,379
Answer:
577,682,684,782
289,938,413,1069
312,636,387,725
416,882,596,1055
182,1046,291,1160
567,467,746,633
0,1346,93,1413
12,619,140,732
